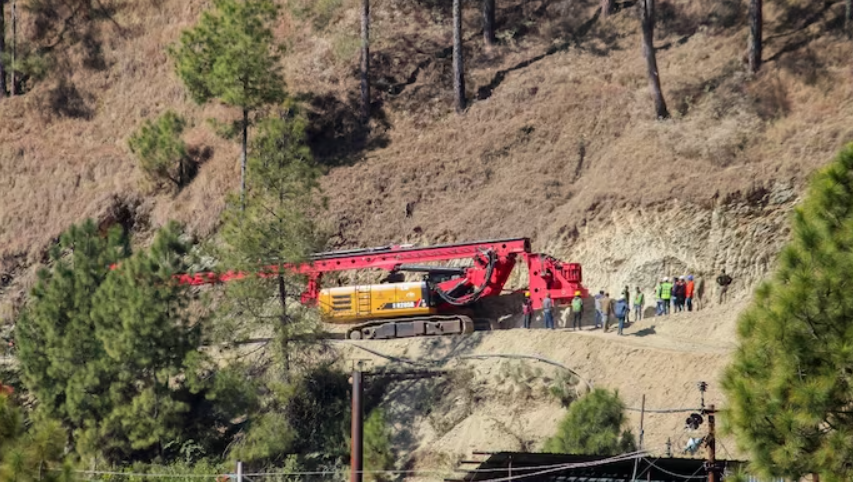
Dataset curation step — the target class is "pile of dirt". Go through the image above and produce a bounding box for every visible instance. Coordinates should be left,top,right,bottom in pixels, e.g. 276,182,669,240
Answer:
335,300,747,479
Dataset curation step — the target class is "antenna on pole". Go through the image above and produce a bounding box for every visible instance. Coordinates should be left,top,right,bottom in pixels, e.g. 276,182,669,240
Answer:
697,381,708,410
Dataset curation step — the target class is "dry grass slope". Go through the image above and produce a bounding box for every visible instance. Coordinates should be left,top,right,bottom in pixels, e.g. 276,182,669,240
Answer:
1,0,852,315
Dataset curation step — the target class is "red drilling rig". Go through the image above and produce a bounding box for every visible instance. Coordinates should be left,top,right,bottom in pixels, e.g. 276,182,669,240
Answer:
176,237,588,340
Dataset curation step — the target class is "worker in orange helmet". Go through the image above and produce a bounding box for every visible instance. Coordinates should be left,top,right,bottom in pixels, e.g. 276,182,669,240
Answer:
522,291,533,329
571,291,584,331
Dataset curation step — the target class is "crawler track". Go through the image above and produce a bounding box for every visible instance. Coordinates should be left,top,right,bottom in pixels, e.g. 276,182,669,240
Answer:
345,314,476,340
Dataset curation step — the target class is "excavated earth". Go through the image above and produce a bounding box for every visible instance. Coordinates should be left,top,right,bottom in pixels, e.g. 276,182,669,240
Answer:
334,299,747,480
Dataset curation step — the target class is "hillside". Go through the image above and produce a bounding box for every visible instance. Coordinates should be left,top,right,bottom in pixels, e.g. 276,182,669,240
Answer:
1,0,852,473
2,0,852,315
334,300,747,478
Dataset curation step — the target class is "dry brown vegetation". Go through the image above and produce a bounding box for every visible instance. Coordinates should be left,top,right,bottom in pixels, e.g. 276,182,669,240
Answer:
1,0,852,318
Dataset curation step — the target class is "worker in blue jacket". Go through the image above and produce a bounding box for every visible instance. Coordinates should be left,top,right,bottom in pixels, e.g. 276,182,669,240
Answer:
614,296,629,336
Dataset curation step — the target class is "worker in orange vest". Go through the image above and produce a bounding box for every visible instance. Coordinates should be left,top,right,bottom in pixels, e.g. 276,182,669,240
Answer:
685,275,696,312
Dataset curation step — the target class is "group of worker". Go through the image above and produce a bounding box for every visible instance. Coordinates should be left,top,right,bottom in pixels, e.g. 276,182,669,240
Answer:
520,269,735,336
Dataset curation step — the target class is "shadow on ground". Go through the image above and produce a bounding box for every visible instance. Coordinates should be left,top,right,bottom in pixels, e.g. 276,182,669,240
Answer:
302,92,391,168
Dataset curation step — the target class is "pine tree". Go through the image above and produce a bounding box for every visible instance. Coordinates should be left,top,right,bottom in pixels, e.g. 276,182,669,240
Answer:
363,409,394,482
83,222,203,460
360,0,370,124
639,0,668,119
211,112,352,468
17,221,245,463
128,111,190,190
215,109,324,370
722,144,853,481
544,388,636,455
0,0,6,97
0,382,70,481
16,220,130,426
452,0,466,113
748,0,762,73
483,0,496,46
170,0,286,206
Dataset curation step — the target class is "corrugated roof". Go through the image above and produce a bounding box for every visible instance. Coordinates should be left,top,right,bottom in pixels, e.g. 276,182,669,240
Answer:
450,452,747,482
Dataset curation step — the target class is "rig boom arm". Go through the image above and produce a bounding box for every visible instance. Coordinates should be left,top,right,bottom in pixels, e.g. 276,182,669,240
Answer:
171,237,587,310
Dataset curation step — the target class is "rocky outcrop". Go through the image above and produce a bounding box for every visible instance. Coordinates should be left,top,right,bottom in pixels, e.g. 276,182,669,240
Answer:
552,183,798,302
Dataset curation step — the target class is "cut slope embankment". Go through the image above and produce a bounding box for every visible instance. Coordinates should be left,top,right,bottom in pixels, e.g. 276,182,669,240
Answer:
334,300,747,478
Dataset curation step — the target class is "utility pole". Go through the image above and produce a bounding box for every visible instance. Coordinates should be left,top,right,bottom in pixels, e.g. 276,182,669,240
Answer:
639,394,646,450
350,363,365,482
706,404,717,482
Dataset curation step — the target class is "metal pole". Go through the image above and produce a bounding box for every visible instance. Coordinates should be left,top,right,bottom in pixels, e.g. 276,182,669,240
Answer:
350,367,364,482
707,405,716,482
236,461,243,482
639,394,646,450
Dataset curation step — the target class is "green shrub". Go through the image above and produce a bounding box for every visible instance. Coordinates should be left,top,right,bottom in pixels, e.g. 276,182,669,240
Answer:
544,388,636,455
128,111,192,190
364,409,394,482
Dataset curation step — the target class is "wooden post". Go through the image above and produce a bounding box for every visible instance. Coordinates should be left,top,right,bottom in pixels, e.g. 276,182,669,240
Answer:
453,0,466,113
707,404,716,482
639,394,646,450
360,0,370,124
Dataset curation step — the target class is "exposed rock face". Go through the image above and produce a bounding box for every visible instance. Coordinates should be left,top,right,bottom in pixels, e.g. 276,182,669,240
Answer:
551,184,798,303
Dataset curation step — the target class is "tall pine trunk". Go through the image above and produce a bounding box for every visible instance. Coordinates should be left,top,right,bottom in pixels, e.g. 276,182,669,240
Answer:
0,0,6,98
483,0,496,46
9,0,14,96
640,0,668,119
453,0,466,113
601,0,614,17
360,0,370,124
748,0,762,73
240,108,248,209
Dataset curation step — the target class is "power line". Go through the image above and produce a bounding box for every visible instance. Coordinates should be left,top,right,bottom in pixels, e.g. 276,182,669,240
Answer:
465,451,651,482
71,449,661,480
625,406,700,414
642,457,707,479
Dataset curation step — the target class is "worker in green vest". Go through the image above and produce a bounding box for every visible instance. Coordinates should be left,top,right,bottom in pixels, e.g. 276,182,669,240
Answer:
660,277,673,315
634,287,645,322
571,291,584,331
